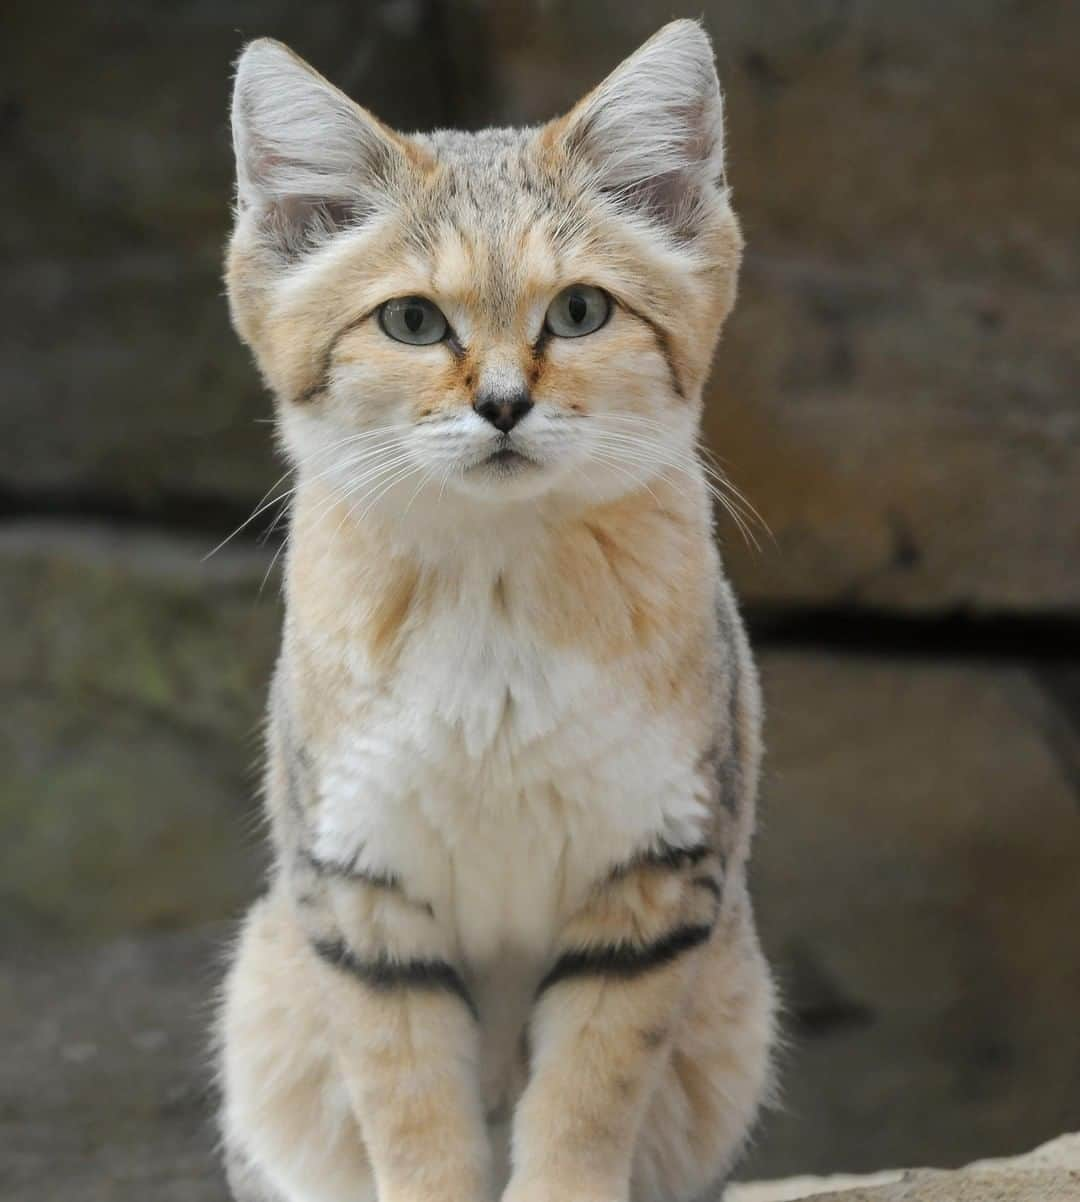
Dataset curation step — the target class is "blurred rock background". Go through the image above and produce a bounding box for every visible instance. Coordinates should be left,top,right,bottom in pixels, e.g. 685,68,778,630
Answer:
1,1,1078,1198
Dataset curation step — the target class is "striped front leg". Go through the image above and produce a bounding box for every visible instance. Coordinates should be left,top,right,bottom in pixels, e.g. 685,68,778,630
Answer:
295,849,493,1202
505,843,723,1202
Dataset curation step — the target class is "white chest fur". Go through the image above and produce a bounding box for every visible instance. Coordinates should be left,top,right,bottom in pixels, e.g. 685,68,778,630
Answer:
285,504,717,1124
304,585,706,1116
305,547,709,961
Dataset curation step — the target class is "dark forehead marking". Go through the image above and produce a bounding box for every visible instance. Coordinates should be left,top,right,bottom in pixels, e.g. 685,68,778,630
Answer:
423,133,567,223
414,128,583,268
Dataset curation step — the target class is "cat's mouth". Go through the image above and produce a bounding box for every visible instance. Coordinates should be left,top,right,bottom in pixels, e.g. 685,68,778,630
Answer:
474,445,537,473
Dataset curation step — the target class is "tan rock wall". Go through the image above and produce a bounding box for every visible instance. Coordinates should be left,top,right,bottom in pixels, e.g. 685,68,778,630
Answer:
3,1,1077,610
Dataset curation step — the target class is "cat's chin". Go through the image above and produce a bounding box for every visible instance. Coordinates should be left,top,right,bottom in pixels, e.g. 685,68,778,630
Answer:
446,450,565,503
476,447,536,473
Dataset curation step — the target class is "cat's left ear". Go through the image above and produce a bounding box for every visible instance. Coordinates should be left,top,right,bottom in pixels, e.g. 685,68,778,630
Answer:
230,39,419,257
554,20,728,236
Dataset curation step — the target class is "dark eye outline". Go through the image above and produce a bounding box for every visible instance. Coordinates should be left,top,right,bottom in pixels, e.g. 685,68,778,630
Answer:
378,296,449,346
544,284,612,339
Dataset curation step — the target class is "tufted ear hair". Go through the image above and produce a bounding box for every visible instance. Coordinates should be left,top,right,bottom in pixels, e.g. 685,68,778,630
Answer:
230,39,414,257
556,20,728,237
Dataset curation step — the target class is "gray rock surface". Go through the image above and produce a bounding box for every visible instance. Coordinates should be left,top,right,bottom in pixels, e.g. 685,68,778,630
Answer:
1,927,230,1202
0,523,274,940
730,1133,1080,1201
0,0,485,512
744,649,1080,1178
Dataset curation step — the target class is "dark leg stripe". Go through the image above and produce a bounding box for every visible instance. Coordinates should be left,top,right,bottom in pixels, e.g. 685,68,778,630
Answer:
536,921,714,999
311,938,477,1019
691,875,723,901
298,848,402,892
641,841,711,871
611,840,712,880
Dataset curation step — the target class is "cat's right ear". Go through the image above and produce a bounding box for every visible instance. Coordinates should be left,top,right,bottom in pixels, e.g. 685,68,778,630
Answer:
231,39,411,256
552,21,728,240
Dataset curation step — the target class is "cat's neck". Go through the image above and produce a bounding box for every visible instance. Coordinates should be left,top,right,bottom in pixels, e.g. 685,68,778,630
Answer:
283,471,712,662
287,475,558,579
288,469,703,570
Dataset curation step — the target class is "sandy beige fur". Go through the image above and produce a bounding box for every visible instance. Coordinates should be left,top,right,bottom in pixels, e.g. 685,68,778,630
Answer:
218,19,776,1202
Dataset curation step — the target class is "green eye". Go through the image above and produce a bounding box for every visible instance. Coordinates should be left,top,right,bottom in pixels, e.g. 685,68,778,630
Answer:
379,296,448,346
544,285,610,339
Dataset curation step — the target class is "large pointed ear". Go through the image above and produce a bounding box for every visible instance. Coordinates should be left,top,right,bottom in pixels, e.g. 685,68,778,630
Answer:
230,39,413,257
556,20,728,237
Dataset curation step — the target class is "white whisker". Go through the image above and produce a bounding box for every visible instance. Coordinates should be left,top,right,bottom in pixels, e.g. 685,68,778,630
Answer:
302,446,419,529
584,425,768,550
202,424,412,561
353,462,423,525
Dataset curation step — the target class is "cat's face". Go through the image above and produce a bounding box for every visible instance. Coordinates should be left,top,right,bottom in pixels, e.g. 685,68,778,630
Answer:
228,22,741,516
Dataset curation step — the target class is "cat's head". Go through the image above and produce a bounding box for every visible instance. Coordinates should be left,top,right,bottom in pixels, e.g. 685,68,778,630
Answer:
227,20,741,515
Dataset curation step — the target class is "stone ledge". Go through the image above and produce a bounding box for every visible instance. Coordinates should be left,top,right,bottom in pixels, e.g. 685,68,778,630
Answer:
729,1133,1080,1200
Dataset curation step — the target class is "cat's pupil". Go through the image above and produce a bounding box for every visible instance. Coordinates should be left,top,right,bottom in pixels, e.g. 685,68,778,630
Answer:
404,305,424,333
568,294,587,324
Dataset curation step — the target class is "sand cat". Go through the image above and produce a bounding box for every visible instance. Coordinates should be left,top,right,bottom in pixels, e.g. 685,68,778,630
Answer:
218,20,775,1202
